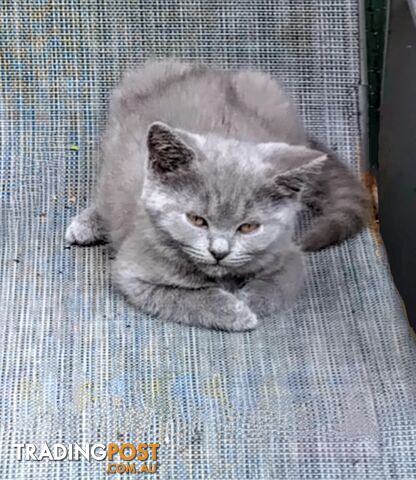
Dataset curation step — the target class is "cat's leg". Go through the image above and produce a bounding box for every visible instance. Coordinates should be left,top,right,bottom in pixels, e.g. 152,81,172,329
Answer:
113,265,258,331
235,250,305,317
65,206,107,246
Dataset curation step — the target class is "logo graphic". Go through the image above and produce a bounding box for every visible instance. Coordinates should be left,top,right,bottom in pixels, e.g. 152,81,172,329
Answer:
15,442,160,475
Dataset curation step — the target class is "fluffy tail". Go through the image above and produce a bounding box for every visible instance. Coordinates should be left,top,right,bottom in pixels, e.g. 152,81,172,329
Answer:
301,140,372,251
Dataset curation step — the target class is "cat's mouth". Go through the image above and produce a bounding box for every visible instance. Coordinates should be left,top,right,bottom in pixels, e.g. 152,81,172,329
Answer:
191,256,251,278
180,244,253,276
196,262,231,278
181,251,229,275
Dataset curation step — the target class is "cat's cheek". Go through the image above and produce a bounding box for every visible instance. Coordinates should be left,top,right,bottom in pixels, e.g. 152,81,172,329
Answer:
237,228,276,252
190,236,211,259
156,213,193,240
165,218,211,255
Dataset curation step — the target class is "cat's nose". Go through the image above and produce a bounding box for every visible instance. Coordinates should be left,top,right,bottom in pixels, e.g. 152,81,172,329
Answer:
209,249,228,261
209,238,229,261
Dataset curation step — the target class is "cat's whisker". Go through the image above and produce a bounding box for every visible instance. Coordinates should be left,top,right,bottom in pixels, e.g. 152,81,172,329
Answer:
182,246,206,256
182,247,217,264
224,255,252,264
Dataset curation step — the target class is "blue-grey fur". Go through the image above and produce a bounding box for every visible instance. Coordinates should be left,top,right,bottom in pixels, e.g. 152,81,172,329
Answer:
66,60,370,331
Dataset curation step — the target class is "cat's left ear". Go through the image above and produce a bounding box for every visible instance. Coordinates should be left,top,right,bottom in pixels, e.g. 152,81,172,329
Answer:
259,143,328,200
147,122,195,175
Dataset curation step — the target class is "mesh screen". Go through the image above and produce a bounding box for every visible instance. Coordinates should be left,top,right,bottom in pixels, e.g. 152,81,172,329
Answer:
1,1,415,479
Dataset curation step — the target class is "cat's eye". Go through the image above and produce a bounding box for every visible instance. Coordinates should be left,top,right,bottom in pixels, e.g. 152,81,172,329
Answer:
186,213,208,228
238,223,260,234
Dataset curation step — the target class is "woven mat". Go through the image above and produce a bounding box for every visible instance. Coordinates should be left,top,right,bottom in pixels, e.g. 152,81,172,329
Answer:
1,1,415,479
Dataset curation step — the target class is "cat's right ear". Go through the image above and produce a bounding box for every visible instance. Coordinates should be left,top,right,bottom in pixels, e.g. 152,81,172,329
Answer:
146,122,195,175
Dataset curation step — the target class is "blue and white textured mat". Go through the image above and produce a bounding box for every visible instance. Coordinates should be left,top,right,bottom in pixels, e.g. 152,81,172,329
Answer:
1,1,415,479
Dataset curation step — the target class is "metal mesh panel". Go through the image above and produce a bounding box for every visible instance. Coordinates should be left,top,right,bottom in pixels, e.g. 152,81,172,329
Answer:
1,1,415,479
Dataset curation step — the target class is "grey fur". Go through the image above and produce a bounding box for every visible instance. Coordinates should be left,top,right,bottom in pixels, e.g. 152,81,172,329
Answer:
66,60,370,330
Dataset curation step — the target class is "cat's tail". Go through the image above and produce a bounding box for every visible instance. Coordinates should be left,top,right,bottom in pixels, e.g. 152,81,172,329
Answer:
301,140,372,251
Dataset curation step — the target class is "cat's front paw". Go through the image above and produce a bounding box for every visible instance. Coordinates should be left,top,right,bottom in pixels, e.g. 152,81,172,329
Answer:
65,207,107,246
207,289,258,332
235,289,268,317
226,299,258,332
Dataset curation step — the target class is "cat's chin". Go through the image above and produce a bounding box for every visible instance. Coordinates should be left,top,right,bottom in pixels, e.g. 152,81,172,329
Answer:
195,263,232,278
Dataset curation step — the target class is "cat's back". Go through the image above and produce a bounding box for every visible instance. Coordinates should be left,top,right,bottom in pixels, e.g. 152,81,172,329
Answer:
98,60,306,248
109,59,306,144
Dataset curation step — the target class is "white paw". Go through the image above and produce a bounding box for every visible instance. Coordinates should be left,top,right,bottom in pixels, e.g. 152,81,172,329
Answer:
230,301,258,331
65,209,104,245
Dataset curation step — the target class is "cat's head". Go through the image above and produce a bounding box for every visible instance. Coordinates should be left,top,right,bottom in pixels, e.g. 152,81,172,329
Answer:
142,122,326,277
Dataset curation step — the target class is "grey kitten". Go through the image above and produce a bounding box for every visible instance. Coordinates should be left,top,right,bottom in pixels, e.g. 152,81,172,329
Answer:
66,60,370,331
